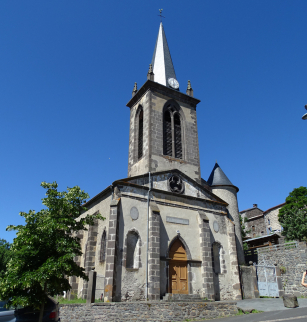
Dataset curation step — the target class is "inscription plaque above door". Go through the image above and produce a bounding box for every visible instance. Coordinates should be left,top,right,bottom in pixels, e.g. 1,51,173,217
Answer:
166,216,189,225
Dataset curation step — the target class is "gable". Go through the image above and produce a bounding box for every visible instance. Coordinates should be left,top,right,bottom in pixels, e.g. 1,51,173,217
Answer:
241,208,263,220
124,170,223,203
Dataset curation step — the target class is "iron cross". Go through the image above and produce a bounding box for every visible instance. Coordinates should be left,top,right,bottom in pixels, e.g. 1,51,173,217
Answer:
158,9,165,22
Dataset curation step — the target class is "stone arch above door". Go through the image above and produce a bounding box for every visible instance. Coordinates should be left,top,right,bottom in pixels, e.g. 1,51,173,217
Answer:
166,235,192,260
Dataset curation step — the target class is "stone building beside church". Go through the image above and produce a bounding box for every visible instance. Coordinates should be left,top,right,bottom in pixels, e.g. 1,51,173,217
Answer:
240,203,285,238
71,22,244,302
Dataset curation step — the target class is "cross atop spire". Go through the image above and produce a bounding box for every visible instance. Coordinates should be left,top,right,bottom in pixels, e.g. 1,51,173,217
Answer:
158,9,165,22
151,22,177,88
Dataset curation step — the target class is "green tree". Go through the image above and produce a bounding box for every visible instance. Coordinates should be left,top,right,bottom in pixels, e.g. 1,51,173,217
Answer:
278,186,307,241
0,239,11,277
239,214,251,239
0,182,104,322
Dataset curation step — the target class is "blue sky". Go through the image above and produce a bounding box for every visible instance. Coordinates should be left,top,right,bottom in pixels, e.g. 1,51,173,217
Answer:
1,1,306,243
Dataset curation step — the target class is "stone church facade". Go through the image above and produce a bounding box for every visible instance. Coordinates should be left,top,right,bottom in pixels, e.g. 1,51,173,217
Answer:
71,22,244,302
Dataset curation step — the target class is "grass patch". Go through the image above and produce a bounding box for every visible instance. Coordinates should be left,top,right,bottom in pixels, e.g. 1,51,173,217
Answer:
58,297,86,304
251,309,263,313
260,296,274,298
236,309,244,315
58,297,105,304
236,308,263,316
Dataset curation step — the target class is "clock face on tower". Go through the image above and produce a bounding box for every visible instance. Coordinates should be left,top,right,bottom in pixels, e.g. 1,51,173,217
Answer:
168,77,179,89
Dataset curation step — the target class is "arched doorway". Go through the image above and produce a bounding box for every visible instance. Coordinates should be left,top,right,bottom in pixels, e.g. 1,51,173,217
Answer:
169,239,188,294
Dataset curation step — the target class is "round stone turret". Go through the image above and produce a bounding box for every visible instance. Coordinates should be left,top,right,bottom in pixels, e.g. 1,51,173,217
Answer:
207,163,245,265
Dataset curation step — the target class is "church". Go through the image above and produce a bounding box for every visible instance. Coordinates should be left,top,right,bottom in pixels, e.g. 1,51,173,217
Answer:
71,22,244,302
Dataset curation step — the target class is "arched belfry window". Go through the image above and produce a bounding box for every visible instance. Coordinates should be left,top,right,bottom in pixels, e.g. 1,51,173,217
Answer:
163,105,183,159
174,113,182,159
163,110,172,156
138,109,143,159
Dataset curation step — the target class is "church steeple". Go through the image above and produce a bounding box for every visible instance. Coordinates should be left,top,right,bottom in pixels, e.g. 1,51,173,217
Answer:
127,21,201,183
151,22,177,88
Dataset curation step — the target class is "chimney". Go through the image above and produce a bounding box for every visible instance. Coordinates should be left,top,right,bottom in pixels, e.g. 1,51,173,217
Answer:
253,204,257,208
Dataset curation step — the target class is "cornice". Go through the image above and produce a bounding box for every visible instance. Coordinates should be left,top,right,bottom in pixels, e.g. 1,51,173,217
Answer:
126,80,201,108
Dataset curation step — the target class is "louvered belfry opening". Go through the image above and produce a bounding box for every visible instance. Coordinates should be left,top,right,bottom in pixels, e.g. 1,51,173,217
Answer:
163,110,172,156
174,113,182,159
163,106,183,159
138,109,143,160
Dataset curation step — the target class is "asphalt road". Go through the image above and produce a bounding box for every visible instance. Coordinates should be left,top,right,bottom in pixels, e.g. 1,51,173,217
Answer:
237,298,307,312
202,307,307,322
201,298,307,322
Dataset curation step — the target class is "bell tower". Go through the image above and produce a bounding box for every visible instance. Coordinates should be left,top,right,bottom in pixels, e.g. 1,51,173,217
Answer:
126,22,202,183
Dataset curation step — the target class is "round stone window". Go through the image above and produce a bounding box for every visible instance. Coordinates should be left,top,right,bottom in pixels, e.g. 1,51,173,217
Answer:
168,175,184,194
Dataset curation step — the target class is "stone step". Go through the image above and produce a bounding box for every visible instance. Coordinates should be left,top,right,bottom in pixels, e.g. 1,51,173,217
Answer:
162,293,204,302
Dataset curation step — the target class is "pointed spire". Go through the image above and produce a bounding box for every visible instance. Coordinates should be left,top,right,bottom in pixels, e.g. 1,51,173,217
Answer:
132,82,138,97
186,80,193,97
207,162,239,191
147,64,154,81
151,22,177,87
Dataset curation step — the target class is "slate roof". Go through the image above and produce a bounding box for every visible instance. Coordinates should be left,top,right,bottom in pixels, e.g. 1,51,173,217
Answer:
240,207,264,213
263,203,286,214
244,233,280,242
151,22,177,88
207,162,239,192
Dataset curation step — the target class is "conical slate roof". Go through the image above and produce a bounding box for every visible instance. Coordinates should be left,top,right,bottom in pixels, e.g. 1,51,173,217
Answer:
207,163,238,191
151,22,177,87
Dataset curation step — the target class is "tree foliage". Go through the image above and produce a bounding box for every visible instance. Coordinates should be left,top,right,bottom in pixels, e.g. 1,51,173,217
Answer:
278,186,307,241
0,182,104,318
239,214,250,239
0,239,11,277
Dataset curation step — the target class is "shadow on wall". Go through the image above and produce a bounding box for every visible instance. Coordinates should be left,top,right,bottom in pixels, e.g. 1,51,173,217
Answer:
160,219,170,296
114,203,124,301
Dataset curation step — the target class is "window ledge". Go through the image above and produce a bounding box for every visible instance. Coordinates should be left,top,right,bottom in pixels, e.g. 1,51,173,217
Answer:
125,268,139,272
161,155,187,164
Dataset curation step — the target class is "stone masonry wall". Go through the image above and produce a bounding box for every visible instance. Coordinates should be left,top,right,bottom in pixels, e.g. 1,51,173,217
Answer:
264,207,283,232
60,301,238,322
240,208,265,238
81,219,99,299
149,89,201,183
128,86,202,183
148,206,161,300
225,218,242,300
198,212,215,300
258,242,307,296
245,216,266,238
104,199,120,302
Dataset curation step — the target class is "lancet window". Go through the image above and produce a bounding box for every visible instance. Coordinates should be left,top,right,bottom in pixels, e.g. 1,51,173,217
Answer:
99,230,106,262
212,242,226,274
163,105,183,159
138,109,143,159
136,107,143,160
126,230,141,269
212,242,221,274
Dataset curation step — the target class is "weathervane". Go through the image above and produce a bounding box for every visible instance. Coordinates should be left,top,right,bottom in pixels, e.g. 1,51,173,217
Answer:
158,9,165,22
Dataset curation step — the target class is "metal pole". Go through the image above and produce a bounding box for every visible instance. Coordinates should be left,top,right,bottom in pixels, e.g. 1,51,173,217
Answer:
145,172,151,300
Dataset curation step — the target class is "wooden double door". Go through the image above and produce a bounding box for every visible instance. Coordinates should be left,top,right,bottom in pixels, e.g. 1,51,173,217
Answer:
169,239,188,294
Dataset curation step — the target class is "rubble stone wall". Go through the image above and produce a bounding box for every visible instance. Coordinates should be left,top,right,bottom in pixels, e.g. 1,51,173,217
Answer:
258,242,307,296
60,301,238,322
